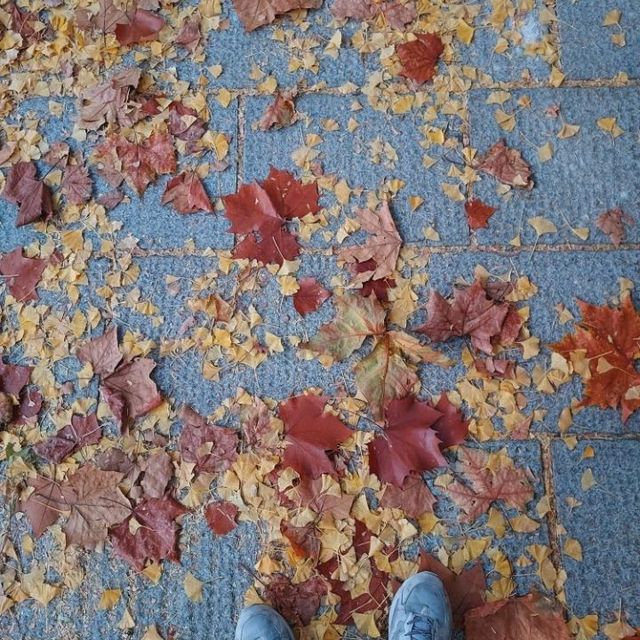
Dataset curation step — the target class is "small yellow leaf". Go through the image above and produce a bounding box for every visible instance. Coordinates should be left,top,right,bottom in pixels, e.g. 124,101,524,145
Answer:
183,572,204,603
98,589,122,610
528,216,557,236
563,538,583,561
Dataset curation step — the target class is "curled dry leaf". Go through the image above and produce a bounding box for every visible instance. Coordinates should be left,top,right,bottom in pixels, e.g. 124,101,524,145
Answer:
232,0,322,31
338,201,402,285
162,172,213,214
258,91,298,131
115,9,165,45
596,207,633,245
477,140,534,189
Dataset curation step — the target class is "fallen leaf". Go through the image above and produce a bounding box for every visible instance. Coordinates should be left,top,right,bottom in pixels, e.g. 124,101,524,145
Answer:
397,33,444,84
338,201,402,284
232,0,322,31
465,199,496,230
596,208,633,245
280,395,352,479
293,277,330,316
22,476,68,538
2,162,54,226
477,140,534,189
264,574,327,626
111,497,187,570
61,165,92,205
77,326,122,375
258,91,298,131
0,248,47,301
162,172,213,214
464,593,571,640
115,9,164,45
34,413,101,464
205,501,239,535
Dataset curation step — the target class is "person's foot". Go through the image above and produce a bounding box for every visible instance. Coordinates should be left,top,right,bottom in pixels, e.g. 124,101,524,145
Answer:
234,604,294,640
388,572,453,640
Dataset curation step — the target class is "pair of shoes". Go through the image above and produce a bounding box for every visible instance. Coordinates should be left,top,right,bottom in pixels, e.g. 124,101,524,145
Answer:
235,572,452,640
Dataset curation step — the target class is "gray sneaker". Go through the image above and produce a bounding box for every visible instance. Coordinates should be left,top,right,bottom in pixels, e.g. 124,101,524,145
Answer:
235,604,295,640
388,572,453,640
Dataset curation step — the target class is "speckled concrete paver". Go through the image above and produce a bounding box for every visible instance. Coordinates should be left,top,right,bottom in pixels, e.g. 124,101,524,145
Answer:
1,1,639,639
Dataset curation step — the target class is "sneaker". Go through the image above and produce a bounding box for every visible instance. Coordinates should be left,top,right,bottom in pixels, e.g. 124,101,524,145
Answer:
388,572,453,640
235,604,295,640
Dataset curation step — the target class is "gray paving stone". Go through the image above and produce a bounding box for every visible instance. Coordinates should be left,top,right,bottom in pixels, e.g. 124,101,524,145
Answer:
424,249,640,434
243,93,470,245
557,0,640,79
552,439,640,635
468,86,640,246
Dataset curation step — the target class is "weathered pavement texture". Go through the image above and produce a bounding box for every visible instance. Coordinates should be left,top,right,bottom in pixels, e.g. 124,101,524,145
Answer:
1,1,639,639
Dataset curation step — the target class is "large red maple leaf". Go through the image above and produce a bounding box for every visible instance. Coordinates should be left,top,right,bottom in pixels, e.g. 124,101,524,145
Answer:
223,167,320,265
553,293,640,422
280,395,353,479
368,394,468,487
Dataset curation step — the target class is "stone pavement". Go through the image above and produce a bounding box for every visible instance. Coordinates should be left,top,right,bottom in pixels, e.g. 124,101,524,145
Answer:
0,1,639,639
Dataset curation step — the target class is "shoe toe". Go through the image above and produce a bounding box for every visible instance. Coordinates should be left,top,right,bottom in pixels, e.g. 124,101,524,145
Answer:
235,605,294,640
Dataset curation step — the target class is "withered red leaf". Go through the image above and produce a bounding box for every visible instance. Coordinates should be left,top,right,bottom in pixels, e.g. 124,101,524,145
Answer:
162,172,213,214
552,293,640,421
141,451,173,499
264,574,327,626
258,91,298,131
205,501,239,535
293,277,330,316
22,476,68,538
115,8,164,45
448,448,534,522
0,359,32,396
101,358,163,430
465,199,497,230
61,165,92,205
477,140,533,189
596,207,633,246
418,280,522,355
178,406,239,473
232,0,322,31
281,522,320,561
280,395,352,479
419,552,486,628
61,464,131,548
464,593,571,640
3,161,54,226
111,497,187,570
77,326,122,375
34,413,101,464
397,33,444,84
0,248,47,301
380,473,437,517
223,168,320,265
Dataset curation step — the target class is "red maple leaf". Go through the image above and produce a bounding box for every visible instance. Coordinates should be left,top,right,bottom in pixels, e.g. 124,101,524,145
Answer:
264,574,327,626
0,248,47,301
110,497,187,570
232,0,322,31
34,413,101,464
281,522,320,561
464,593,571,640
418,280,522,355
465,199,497,230
397,33,444,84
596,207,634,246
368,394,468,486
552,293,640,421
178,406,239,473
293,277,330,316
379,473,436,517
61,164,92,205
2,161,54,226
22,476,67,538
258,91,298,131
93,132,175,195
223,167,320,265
162,172,213,213
115,9,164,45
448,448,534,522
204,500,239,535
280,395,352,479
418,552,486,628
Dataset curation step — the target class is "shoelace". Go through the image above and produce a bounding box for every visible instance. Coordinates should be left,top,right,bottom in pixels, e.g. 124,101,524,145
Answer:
407,613,436,640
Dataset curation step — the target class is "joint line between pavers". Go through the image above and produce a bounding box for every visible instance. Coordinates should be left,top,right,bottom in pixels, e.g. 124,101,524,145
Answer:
122,242,640,259
538,434,566,599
